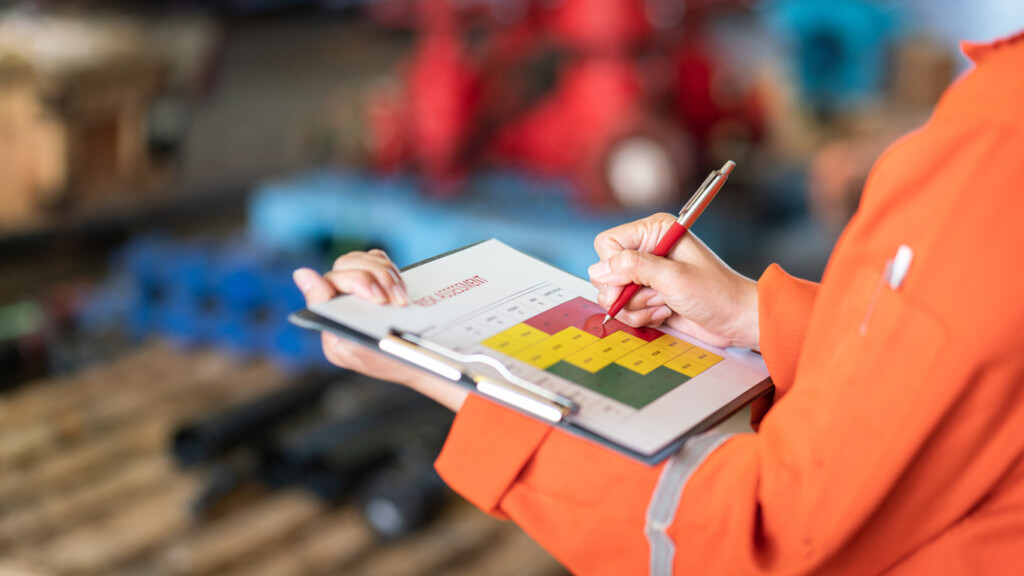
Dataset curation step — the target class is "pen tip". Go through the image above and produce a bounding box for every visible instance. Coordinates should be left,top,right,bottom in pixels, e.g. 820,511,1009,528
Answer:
601,314,611,325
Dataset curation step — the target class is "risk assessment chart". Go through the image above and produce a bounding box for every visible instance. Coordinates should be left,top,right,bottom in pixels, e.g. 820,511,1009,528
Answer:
425,282,723,417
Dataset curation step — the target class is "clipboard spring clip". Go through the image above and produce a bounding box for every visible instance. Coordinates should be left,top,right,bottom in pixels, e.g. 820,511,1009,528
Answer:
379,329,577,423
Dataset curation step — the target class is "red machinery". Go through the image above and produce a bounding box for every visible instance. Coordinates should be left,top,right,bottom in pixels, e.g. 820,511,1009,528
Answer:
366,0,762,208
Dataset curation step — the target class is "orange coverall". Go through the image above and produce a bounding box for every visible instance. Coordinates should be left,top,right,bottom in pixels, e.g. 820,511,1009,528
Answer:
433,33,1024,575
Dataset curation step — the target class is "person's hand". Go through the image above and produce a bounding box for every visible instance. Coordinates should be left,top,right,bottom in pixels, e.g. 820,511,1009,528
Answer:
588,213,760,350
292,249,468,411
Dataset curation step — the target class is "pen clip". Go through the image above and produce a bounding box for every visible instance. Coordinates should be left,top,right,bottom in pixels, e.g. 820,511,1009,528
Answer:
680,171,718,216
888,245,913,290
676,160,735,227
858,244,914,336
380,330,577,423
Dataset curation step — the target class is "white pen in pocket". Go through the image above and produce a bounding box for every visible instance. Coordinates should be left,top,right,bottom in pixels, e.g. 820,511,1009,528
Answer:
888,245,914,289
860,244,914,336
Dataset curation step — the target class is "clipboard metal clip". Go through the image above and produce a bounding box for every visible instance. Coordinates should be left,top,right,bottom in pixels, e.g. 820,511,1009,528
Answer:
379,329,578,423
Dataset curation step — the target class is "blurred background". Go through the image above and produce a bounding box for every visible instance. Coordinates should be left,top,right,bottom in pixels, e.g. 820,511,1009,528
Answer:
0,0,1020,574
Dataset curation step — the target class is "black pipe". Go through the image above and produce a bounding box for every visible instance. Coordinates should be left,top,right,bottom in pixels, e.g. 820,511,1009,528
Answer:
171,370,340,467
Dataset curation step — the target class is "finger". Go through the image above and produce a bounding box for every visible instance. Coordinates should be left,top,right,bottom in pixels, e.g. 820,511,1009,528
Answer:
381,265,409,304
328,254,407,305
644,290,666,308
594,213,677,261
369,249,408,292
323,331,381,372
624,286,662,311
614,305,672,328
607,250,683,294
666,230,715,264
647,307,672,328
594,215,664,259
293,268,338,306
349,252,408,302
588,258,636,287
588,260,625,285
595,283,623,309
322,331,423,386
323,268,390,304
652,306,672,323
588,260,611,283
596,281,664,316
331,252,395,280
322,331,358,369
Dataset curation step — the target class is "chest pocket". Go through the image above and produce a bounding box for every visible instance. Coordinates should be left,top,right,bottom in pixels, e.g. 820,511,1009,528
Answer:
777,259,951,537
814,260,949,450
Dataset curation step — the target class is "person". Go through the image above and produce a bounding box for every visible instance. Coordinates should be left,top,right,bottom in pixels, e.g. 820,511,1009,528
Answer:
292,31,1024,575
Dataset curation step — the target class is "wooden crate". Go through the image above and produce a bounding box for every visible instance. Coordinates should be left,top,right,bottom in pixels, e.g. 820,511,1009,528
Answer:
0,37,172,230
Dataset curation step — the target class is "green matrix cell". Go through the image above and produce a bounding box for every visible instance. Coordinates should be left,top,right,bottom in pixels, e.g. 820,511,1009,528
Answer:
547,361,691,410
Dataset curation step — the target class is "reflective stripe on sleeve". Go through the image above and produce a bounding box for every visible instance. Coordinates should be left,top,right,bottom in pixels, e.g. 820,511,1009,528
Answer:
645,432,733,576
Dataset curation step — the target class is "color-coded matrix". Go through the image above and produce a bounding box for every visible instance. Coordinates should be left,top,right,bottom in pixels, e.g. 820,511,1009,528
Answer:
482,297,722,409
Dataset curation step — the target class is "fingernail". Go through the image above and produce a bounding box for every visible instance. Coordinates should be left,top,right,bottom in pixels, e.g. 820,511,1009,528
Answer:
292,269,313,293
370,284,387,303
391,285,408,306
588,261,611,280
652,307,672,321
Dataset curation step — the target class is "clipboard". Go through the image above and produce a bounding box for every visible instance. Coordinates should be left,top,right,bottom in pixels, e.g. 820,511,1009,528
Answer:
290,239,772,465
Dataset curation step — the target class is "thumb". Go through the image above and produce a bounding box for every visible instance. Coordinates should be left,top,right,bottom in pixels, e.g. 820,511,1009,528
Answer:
293,268,336,305
607,250,678,293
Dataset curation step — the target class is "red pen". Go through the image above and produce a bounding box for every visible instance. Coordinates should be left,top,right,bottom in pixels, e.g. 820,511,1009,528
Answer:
602,160,736,325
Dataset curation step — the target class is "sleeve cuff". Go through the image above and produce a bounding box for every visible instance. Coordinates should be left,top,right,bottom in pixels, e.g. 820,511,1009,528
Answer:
758,263,819,398
435,394,553,516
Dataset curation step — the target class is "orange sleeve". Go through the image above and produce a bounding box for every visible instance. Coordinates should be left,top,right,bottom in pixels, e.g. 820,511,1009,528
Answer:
434,394,552,518
437,394,663,574
756,264,820,399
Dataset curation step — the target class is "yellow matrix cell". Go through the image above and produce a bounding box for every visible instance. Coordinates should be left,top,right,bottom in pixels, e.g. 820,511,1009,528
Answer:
604,331,646,351
633,342,679,364
565,348,614,373
528,337,577,360
664,354,709,377
680,347,724,367
482,324,548,355
614,352,660,375
581,340,630,362
514,345,560,369
650,334,692,354
552,326,599,349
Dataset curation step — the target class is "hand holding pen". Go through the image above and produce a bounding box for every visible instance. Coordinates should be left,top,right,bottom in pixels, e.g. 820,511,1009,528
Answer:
588,161,761,350
603,161,734,324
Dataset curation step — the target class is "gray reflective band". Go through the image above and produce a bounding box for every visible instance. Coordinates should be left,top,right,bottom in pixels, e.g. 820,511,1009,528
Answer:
645,432,733,576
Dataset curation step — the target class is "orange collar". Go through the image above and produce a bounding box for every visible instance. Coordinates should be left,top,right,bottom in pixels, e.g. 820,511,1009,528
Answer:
961,29,1024,63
